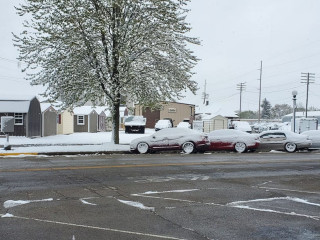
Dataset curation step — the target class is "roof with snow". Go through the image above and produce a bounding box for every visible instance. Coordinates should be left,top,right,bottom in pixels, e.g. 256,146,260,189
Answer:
73,106,98,115
93,106,109,115
0,96,39,113
196,105,238,118
0,95,36,101
284,111,320,117
0,100,30,113
40,103,57,113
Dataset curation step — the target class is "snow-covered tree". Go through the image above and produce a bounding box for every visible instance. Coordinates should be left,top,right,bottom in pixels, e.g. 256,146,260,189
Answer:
13,0,200,143
261,98,272,119
271,104,292,119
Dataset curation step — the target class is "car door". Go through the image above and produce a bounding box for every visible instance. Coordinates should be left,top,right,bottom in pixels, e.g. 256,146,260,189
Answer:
149,132,169,150
218,133,235,150
209,132,223,150
259,132,286,151
167,133,184,150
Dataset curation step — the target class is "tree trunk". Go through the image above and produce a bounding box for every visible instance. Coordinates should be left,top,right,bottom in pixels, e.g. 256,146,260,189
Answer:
111,101,120,144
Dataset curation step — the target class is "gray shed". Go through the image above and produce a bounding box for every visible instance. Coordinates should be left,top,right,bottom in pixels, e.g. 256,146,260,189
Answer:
41,103,57,137
0,96,41,137
73,106,98,133
94,107,107,132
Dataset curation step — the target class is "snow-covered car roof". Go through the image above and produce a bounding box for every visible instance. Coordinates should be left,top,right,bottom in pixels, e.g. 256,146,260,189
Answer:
209,129,251,136
155,128,202,136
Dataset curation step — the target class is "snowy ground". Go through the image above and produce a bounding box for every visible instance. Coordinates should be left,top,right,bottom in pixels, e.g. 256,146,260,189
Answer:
0,129,155,154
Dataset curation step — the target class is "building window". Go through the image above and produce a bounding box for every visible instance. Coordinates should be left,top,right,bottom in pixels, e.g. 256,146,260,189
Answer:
14,113,23,125
77,115,85,125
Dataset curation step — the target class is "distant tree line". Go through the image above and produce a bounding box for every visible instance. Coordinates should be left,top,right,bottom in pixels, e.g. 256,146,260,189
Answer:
239,98,319,120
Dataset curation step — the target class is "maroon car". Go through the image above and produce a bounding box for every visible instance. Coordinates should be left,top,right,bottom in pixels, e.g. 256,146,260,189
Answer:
208,129,260,153
130,128,209,154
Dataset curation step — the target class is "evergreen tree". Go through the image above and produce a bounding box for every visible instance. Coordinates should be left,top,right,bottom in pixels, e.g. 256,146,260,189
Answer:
261,98,272,119
13,0,200,143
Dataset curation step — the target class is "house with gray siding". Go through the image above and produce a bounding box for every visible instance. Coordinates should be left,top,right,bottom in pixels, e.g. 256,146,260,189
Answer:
0,96,41,137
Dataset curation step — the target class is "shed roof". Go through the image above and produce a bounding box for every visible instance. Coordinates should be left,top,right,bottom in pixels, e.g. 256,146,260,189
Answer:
0,95,36,101
0,100,31,113
73,106,97,115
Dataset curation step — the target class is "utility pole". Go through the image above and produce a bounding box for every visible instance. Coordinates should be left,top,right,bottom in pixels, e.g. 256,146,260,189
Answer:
301,72,315,117
237,82,246,120
202,80,209,105
258,61,263,123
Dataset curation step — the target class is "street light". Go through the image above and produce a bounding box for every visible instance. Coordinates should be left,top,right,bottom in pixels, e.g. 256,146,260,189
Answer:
292,90,298,133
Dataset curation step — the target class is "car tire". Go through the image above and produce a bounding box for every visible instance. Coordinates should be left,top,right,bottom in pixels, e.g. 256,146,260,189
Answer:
137,142,149,154
285,142,297,153
234,142,247,153
182,142,195,154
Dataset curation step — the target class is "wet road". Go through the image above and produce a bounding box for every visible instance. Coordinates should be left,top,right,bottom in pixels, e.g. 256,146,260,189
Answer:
1,152,320,239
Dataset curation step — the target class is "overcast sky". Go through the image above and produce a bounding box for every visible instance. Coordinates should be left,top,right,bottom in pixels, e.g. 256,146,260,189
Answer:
1,0,320,114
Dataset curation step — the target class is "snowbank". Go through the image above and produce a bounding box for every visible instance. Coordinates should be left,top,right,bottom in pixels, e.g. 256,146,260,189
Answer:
0,129,155,154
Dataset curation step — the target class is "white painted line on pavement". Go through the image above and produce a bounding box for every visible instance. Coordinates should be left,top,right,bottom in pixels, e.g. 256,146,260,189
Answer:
258,186,320,195
0,213,186,240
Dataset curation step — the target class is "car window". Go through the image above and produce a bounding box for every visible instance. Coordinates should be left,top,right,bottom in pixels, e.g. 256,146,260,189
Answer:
260,133,270,139
260,132,286,140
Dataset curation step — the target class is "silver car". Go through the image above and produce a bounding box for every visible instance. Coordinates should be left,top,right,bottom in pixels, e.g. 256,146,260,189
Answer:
258,130,311,152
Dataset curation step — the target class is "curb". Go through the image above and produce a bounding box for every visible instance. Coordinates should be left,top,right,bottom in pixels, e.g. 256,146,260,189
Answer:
0,152,38,156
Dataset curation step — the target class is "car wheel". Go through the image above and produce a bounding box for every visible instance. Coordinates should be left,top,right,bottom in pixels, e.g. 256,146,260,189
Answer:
137,142,149,154
234,142,247,153
285,142,297,153
182,142,195,154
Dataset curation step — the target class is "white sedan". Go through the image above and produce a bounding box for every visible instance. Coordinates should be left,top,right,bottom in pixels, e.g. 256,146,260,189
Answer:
130,128,209,154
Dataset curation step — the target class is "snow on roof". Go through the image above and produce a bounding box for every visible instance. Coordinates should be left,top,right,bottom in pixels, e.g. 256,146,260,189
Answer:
0,95,36,101
93,106,109,115
284,111,320,117
0,100,30,113
73,106,97,115
196,105,238,118
40,103,54,112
